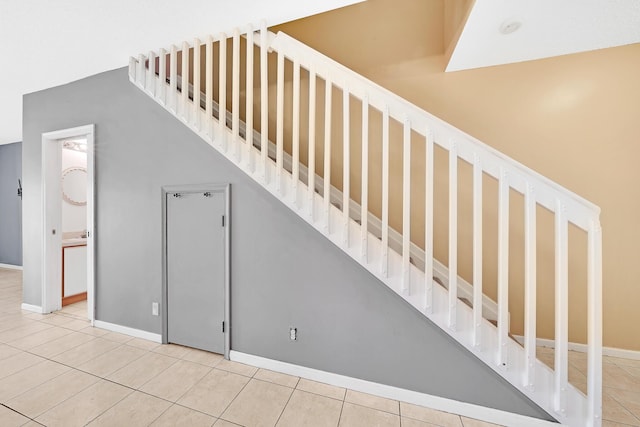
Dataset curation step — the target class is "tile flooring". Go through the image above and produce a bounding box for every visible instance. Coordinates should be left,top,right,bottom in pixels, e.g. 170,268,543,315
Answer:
0,268,638,426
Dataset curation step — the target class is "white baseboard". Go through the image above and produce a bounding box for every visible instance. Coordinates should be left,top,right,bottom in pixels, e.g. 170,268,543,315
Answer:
230,351,556,427
513,336,640,361
0,263,23,270
21,303,43,313
94,320,162,343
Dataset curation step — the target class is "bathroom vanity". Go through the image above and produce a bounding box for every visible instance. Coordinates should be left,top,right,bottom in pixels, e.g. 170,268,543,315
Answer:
62,237,87,306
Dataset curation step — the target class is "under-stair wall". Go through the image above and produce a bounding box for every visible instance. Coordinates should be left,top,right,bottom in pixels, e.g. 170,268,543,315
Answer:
22,67,552,421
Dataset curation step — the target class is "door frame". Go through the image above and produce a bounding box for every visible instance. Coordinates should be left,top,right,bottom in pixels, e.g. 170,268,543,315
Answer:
161,183,231,359
41,125,95,323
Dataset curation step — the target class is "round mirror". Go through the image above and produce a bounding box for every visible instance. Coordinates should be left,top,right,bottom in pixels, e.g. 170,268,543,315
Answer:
61,167,87,206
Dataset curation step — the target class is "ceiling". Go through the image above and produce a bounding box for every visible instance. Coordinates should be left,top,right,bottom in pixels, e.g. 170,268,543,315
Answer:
0,0,363,145
447,0,640,71
2,0,639,145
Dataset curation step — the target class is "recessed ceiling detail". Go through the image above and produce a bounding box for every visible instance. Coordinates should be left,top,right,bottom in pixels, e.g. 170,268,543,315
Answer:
447,0,640,72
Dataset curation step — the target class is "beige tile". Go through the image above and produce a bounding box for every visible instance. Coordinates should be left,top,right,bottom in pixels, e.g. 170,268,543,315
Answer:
0,351,44,380
181,347,224,367
460,417,505,427
621,365,640,380
255,368,299,388
214,358,258,377
151,404,217,427
0,322,53,343
29,331,96,358
99,330,134,344
214,420,243,427
339,402,400,427
400,402,463,427
297,378,346,400
277,389,343,427
603,393,640,425
140,359,211,401
77,344,146,377
0,359,70,401
59,318,92,331
601,421,640,427
606,357,640,369
51,337,121,367
153,343,191,358
222,378,293,427
401,418,440,427
0,405,30,427
88,391,171,426
36,379,132,427
125,337,161,351
6,369,99,418
604,364,640,391
178,368,250,416
40,314,75,326
0,343,21,361
7,325,72,349
345,389,399,414
79,326,110,337
107,351,178,389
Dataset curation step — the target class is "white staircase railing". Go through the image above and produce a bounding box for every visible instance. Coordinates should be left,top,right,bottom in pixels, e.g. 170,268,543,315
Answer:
129,22,602,426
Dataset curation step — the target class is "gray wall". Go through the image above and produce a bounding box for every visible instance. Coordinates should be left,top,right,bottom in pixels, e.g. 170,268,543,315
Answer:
23,68,553,420
0,142,22,266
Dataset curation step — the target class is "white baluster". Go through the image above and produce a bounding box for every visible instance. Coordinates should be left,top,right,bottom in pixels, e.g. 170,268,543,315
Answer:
361,96,369,262
260,23,268,182
193,38,201,130
181,41,189,122
246,26,254,171
524,183,537,389
206,37,213,139
323,77,332,233
308,68,317,220
219,32,227,150
342,88,350,246
170,45,178,113
425,130,434,314
587,220,603,427
128,57,136,82
137,54,145,89
554,200,569,416
292,59,301,206
497,168,509,368
232,29,240,162
381,107,389,277
402,119,411,295
159,48,167,105
448,142,458,330
472,153,483,347
147,51,155,95
276,51,284,194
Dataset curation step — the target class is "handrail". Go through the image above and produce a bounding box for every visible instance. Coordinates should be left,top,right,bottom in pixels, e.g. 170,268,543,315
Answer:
270,31,600,230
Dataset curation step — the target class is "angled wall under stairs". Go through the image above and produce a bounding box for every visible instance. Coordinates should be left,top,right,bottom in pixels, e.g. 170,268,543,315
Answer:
22,67,553,420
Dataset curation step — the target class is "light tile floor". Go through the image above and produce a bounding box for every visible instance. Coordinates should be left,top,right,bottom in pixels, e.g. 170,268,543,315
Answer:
0,268,638,426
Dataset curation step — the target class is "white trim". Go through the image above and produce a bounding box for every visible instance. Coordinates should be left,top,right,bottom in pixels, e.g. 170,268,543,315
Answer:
0,263,23,270
94,320,162,343
21,303,43,313
514,336,640,361
230,351,557,427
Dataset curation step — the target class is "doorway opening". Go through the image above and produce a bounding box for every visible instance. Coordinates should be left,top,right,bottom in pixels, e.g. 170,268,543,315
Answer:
42,125,95,324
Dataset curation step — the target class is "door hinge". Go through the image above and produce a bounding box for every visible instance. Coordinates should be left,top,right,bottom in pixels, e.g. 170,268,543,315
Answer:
222,215,225,227
222,321,225,333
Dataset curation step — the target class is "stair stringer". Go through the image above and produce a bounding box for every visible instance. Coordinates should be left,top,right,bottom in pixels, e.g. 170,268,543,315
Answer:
129,53,588,427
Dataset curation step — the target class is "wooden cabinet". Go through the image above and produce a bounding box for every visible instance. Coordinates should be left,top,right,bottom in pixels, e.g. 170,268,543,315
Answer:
62,244,87,306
